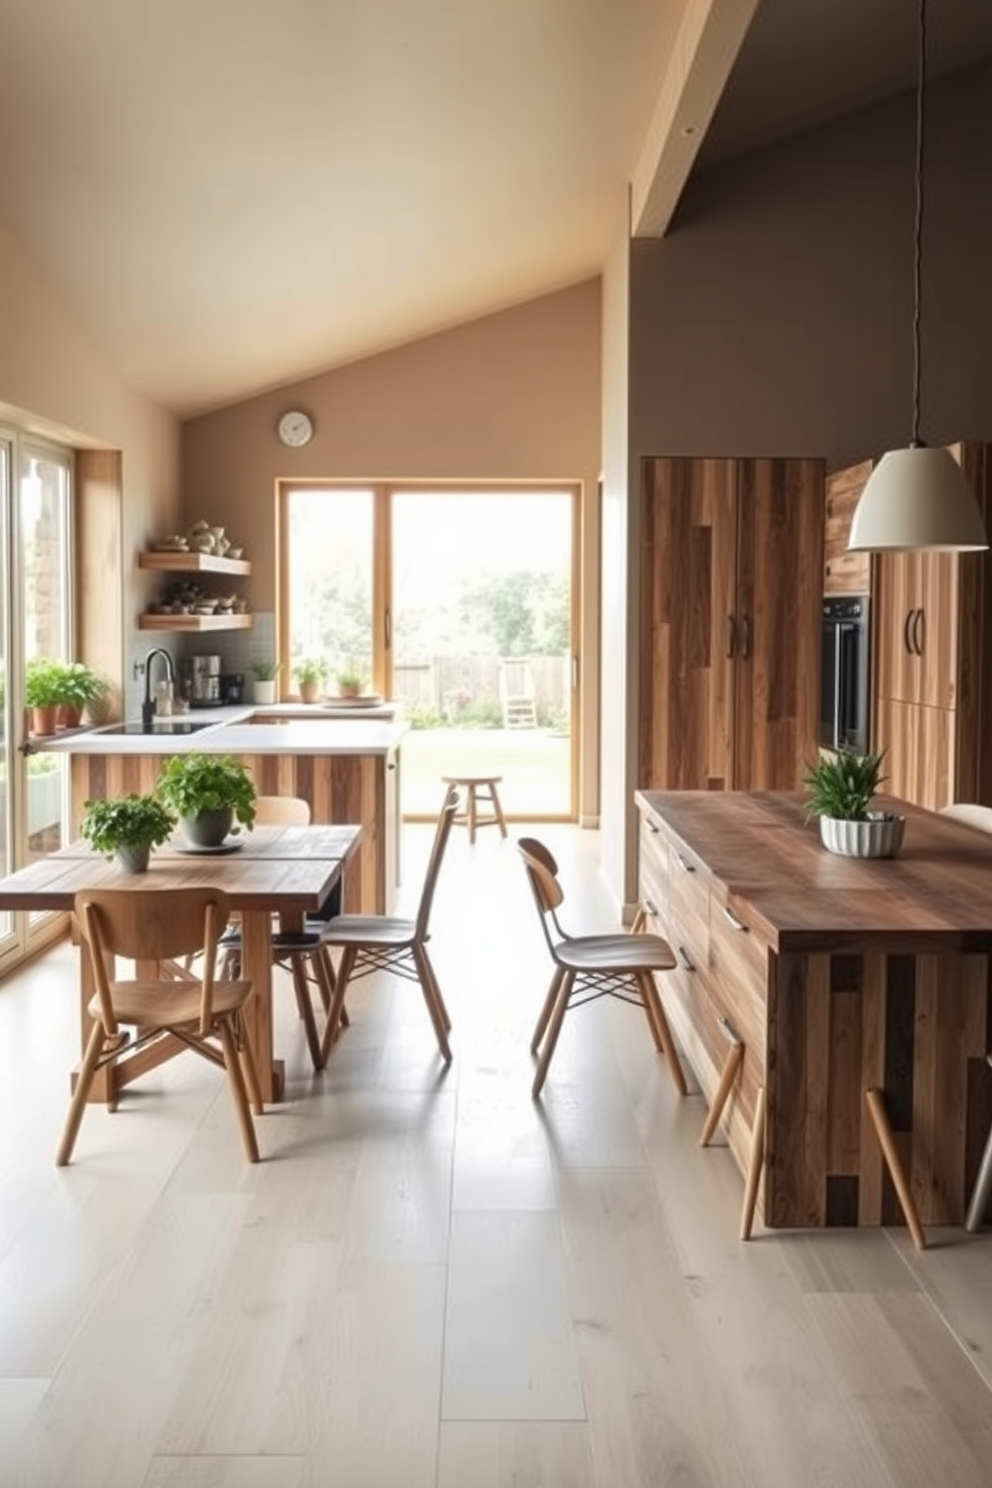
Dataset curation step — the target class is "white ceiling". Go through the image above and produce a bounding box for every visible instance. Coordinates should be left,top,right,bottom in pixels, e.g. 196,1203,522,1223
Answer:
2,0,991,419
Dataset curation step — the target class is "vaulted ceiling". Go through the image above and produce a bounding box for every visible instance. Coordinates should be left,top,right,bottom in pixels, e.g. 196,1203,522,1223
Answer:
2,0,990,418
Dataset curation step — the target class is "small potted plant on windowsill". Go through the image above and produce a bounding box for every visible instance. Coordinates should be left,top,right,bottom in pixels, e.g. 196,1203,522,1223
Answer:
79,792,178,875
250,659,282,705
156,752,257,849
803,745,905,858
293,656,328,704
334,665,365,700
25,658,65,737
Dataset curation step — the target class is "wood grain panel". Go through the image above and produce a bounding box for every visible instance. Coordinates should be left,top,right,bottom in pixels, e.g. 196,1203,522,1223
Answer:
873,698,955,810
824,461,873,597
735,457,824,790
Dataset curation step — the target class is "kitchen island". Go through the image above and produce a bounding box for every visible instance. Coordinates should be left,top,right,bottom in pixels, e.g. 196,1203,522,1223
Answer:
39,708,406,913
636,789,992,1231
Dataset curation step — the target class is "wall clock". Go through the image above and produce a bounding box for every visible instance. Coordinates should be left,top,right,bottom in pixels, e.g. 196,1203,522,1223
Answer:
277,409,314,448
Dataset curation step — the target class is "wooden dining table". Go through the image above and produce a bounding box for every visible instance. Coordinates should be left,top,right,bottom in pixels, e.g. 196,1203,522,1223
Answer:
0,823,361,1104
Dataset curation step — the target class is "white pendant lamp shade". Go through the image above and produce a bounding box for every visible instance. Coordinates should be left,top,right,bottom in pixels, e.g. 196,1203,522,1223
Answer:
848,445,988,552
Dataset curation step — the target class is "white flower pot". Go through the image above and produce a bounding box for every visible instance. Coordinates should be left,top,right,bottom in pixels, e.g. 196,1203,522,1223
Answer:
819,813,905,859
252,679,277,704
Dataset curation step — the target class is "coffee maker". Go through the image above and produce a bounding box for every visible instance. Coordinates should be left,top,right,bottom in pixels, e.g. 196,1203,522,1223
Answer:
182,654,222,707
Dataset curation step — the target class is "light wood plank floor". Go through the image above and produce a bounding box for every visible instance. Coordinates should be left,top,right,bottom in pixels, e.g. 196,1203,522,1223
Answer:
1,823,990,1487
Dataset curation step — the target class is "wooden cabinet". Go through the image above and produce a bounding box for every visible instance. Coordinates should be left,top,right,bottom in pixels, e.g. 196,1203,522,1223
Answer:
872,441,992,809
639,456,824,791
824,460,873,596
137,551,253,632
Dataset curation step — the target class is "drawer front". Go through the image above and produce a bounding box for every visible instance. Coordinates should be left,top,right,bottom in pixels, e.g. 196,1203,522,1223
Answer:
707,889,769,1104
638,810,668,928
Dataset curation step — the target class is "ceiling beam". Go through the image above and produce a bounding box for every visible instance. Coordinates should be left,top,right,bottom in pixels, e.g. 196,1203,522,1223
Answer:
631,0,759,239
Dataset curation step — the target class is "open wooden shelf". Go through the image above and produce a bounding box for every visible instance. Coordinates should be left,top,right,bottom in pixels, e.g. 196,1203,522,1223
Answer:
138,613,253,632
138,551,252,576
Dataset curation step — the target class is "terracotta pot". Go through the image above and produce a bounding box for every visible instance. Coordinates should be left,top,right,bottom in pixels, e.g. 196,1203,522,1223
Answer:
299,681,321,704
29,705,59,737
58,704,83,730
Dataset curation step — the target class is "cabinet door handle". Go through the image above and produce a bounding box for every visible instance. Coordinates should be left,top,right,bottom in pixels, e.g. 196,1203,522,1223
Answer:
722,905,747,932
726,615,736,659
675,852,696,874
676,945,695,972
913,607,925,656
740,616,750,659
903,607,916,655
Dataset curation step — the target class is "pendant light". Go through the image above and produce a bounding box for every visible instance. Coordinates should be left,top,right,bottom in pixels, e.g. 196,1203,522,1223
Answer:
848,0,987,553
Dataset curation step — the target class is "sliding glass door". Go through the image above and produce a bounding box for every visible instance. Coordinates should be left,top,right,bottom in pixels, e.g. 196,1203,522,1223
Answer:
280,482,578,821
0,429,73,973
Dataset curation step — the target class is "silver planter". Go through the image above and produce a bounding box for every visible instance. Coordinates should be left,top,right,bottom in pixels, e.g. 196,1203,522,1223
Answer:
819,812,905,859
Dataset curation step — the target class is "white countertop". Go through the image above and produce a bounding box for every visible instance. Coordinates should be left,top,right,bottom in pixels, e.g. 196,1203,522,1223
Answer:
34,704,407,757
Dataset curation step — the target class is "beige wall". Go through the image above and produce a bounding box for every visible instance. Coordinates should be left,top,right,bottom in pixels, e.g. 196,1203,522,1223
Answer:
0,217,180,712
600,59,992,912
182,281,603,820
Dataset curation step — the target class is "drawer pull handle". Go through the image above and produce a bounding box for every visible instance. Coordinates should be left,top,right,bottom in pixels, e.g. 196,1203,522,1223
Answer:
647,819,660,834
676,853,695,874
642,898,658,916
722,906,747,932
677,945,695,972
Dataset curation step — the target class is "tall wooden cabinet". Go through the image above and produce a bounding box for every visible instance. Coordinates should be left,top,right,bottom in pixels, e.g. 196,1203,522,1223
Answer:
872,441,992,809
639,456,825,791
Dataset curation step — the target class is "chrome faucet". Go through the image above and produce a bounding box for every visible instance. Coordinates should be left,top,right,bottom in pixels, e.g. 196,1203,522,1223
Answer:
141,647,175,730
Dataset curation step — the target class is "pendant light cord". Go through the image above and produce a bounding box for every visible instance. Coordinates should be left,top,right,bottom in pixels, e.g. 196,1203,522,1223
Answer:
911,0,926,448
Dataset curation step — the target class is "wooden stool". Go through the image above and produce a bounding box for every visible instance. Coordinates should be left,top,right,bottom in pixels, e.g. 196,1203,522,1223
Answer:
442,775,508,844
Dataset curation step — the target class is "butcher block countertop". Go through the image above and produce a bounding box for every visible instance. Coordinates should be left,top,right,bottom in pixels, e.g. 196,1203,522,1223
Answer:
636,789,992,954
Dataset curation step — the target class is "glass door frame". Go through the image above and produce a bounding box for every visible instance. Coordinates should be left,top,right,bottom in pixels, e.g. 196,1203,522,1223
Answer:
276,479,581,822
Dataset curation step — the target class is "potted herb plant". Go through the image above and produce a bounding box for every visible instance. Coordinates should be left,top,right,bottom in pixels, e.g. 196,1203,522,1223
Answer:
25,658,64,736
803,745,905,858
56,661,109,728
250,659,281,705
156,752,257,848
292,656,328,704
79,792,177,874
334,665,365,699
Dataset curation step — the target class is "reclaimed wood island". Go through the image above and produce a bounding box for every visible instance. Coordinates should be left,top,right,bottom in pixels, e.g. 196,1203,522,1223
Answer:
636,789,992,1232
41,709,405,915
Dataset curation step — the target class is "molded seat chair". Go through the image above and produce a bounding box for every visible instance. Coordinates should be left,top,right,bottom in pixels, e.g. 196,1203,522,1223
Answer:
62,886,262,1165
516,836,688,1099
218,795,345,1069
316,786,460,1065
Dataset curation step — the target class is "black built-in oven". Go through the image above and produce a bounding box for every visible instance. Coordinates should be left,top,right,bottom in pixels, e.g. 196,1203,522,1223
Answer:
820,596,870,754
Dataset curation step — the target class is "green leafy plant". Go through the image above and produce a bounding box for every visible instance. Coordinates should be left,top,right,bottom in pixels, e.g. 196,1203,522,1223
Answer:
803,747,888,822
57,661,109,711
335,665,364,693
293,657,328,687
25,658,65,709
156,752,257,831
250,659,282,681
79,792,177,858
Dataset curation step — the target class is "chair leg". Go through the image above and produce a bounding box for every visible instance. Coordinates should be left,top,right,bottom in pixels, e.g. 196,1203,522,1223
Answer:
638,972,688,1098
740,1084,767,1241
235,1011,264,1116
531,966,566,1055
313,946,349,1040
629,906,646,935
965,1126,992,1233
700,1038,745,1147
320,945,358,1064
412,944,452,1062
290,956,325,1070
418,945,452,1032
864,1087,926,1250
532,970,574,1098
56,1022,105,1166
218,1019,261,1162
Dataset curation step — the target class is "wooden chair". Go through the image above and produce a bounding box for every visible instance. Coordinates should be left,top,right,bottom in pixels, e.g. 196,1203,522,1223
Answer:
316,786,459,1065
516,836,688,1099
218,794,345,1069
61,886,262,1165
441,774,508,843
